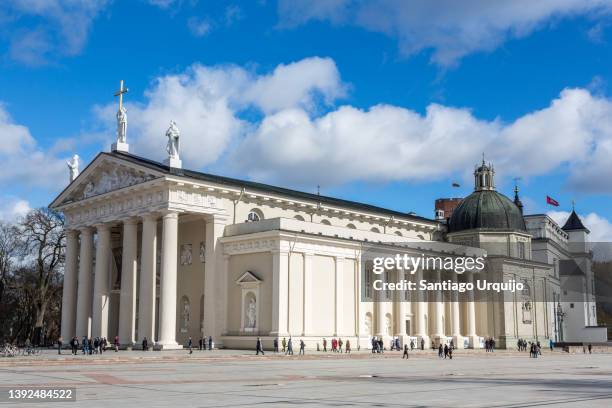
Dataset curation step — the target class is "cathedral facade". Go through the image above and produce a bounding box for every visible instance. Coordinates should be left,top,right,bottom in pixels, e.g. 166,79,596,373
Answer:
51,136,605,349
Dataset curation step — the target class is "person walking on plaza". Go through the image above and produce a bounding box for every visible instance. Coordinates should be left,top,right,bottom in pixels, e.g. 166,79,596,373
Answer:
71,337,78,355
549,339,554,352
338,338,343,353
198,336,203,351
282,337,287,353
299,339,305,355
256,337,264,355
57,337,63,355
444,344,449,359
323,338,327,352
188,336,193,354
438,344,443,358
114,335,120,352
208,336,213,350
449,347,453,359
345,339,351,353
588,344,592,354
142,337,148,351
420,338,425,350
403,344,409,359
273,337,279,353
286,337,294,355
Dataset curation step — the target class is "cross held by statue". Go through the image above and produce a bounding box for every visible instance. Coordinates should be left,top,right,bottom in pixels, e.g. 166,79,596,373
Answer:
114,80,129,110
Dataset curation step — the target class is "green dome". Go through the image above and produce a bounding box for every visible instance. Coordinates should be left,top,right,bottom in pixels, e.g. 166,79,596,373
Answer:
448,190,526,233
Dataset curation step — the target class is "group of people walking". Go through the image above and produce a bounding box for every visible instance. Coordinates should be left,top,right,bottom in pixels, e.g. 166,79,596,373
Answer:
66,336,108,355
322,338,351,353
484,337,496,352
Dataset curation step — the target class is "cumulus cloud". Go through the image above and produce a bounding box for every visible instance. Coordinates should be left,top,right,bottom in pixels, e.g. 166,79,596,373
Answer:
0,197,31,223
0,105,67,189
94,57,345,168
232,87,612,190
0,0,109,65
277,0,612,66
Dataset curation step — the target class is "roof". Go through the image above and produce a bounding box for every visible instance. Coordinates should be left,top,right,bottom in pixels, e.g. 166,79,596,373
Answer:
89,151,437,225
562,210,589,232
447,189,526,233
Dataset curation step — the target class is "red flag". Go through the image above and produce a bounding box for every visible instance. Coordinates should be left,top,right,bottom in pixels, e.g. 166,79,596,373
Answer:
546,196,559,207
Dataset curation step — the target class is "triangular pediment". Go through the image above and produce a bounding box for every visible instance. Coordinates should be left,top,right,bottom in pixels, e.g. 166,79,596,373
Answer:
236,271,262,285
51,153,164,208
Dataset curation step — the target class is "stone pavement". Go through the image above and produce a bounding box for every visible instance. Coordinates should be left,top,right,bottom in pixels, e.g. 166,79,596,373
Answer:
1,349,611,407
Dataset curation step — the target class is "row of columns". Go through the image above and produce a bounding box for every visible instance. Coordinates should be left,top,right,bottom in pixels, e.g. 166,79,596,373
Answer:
60,212,181,348
376,270,480,347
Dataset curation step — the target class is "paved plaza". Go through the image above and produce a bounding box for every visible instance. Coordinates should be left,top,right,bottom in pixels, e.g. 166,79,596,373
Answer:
1,349,611,407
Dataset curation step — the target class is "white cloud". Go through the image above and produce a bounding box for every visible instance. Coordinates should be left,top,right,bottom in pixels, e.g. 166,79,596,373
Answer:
0,197,31,223
1,0,109,65
94,57,346,168
277,0,612,66
188,17,212,37
0,105,67,189
232,87,612,189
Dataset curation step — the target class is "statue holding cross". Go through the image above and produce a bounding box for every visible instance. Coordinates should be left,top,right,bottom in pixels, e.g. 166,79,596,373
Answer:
112,80,130,152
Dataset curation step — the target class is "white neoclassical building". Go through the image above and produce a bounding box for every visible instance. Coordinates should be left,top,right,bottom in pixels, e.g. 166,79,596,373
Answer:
51,101,605,349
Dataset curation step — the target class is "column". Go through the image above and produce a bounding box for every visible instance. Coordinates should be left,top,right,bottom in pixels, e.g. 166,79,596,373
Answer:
302,252,313,336
204,216,227,344
433,269,445,345
138,214,158,347
60,230,79,341
158,212,180,349
334,256,344,336
375,277,386,337
271,249,289,336
75,227,94,338
395,268,407,343
451,272,463,348
415,268,429,346
118,218,138,347
466,271,479,348
92,224,111,339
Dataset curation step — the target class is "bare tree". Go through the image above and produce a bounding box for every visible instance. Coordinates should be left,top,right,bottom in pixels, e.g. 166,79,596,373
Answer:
20,208,65,345
0,221,20,305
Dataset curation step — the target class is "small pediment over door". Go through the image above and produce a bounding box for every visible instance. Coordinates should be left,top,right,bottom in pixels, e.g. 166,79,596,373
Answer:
235,271,262,286
52,154,163,207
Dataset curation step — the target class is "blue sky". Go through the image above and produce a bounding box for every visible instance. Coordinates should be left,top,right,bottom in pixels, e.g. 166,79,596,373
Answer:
1,0,612,239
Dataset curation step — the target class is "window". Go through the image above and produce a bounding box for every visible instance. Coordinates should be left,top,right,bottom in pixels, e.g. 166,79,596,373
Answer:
518,242,525,259
394,231,403,237
320,219,331,225
294,215,305,221
346,223,356,229
247,208,263,222
370,227,380,233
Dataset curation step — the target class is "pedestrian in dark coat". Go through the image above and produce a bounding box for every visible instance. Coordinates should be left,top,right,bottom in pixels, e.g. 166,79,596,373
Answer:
256,337,264,355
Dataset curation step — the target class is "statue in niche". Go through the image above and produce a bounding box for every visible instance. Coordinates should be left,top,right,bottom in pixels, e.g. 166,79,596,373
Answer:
181,297,190,333
199,241,205,263
246,296,257,329
385,315,392,336
180,243,192,265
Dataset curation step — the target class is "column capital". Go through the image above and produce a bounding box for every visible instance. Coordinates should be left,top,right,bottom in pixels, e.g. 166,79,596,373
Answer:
142,212,160,222
66,229,80,239
79,226,94,235
94,223,112,232
161,211,179,220
122,217,140,225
